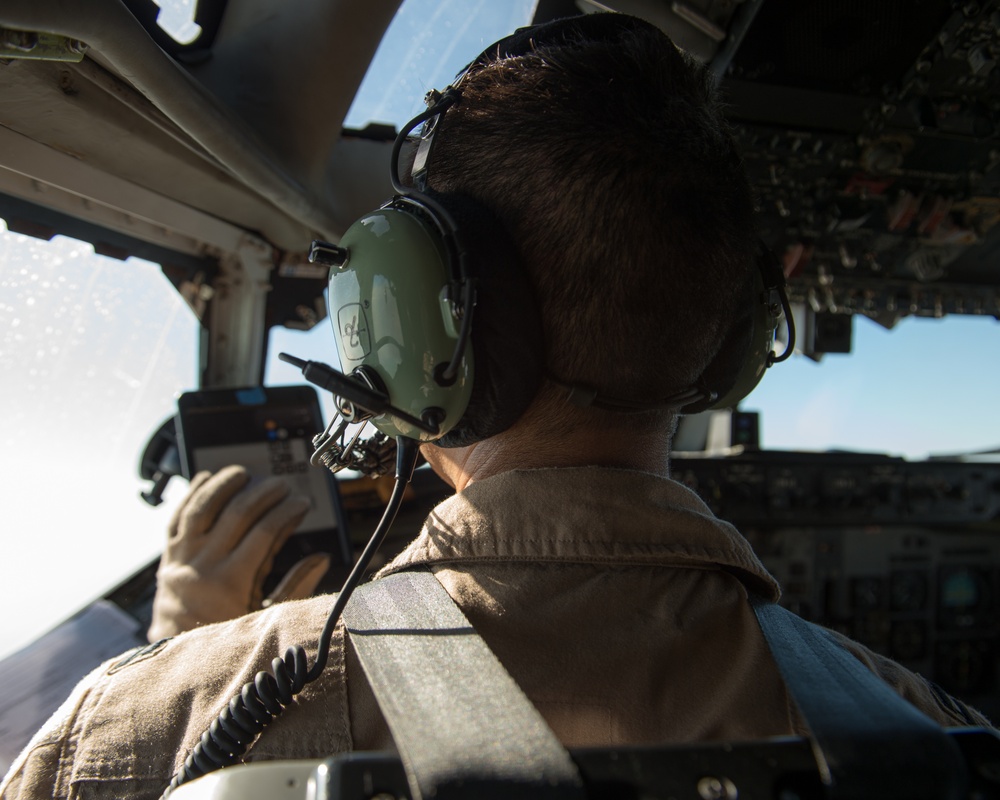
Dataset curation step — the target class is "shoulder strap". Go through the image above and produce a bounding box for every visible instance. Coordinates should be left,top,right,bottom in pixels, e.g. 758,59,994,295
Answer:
344,570,968,800
343,570,584,800
751,595,968,800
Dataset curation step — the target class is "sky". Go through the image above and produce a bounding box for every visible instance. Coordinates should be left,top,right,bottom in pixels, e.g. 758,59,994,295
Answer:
745,314,1000,458
1,0,999,668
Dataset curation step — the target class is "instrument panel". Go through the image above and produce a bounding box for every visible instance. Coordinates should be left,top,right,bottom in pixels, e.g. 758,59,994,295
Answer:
674,451,1000,717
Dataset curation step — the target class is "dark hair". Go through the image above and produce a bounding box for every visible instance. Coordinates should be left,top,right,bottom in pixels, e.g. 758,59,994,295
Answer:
428,14,758,433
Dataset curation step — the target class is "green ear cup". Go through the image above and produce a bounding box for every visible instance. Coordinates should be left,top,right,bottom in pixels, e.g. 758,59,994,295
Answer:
329,204,474,441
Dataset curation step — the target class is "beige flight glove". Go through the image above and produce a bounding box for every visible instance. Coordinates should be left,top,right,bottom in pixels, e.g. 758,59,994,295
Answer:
147,465,331,641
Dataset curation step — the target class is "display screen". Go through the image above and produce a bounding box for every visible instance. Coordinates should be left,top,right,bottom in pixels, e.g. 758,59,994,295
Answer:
177,386,344,545
940,568,981,610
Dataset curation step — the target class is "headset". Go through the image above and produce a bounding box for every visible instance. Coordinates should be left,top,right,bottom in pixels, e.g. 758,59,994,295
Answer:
285,12,795,473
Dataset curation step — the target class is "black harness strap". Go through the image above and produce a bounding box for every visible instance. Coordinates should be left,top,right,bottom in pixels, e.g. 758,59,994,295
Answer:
343,569,968,800
343,570,584,800
751,595,968,800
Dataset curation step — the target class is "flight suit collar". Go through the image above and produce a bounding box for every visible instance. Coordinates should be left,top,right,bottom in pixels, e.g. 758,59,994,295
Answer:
377,466,781,601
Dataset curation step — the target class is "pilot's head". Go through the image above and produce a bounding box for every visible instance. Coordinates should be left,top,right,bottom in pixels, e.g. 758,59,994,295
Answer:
328,13,764,473
423,13,759,444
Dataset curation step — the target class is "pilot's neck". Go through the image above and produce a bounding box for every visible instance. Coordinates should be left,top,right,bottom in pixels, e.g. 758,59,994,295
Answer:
420,420,671,492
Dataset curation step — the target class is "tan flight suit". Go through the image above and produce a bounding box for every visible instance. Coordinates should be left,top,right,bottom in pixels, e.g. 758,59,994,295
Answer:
1,467,990,799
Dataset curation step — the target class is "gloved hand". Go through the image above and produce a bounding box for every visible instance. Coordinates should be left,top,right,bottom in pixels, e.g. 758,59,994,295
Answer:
148,465,330,641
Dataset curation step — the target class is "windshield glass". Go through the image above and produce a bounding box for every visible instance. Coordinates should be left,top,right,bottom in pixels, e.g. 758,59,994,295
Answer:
344,0,538,129
0,224,199,661
745,314,1000,458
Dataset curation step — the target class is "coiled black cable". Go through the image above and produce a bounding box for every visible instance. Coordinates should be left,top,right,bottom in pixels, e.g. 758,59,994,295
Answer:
162,437,420,797
768,282,796,365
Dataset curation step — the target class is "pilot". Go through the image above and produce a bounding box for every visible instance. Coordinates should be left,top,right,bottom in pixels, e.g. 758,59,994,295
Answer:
1,12,991,800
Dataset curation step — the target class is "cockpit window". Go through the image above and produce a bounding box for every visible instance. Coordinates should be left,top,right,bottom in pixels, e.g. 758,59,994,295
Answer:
0,224,199,660
344,0,538,130
152,0,203,45
744,316,1000,459
120,0,227,54
267,324,341,422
